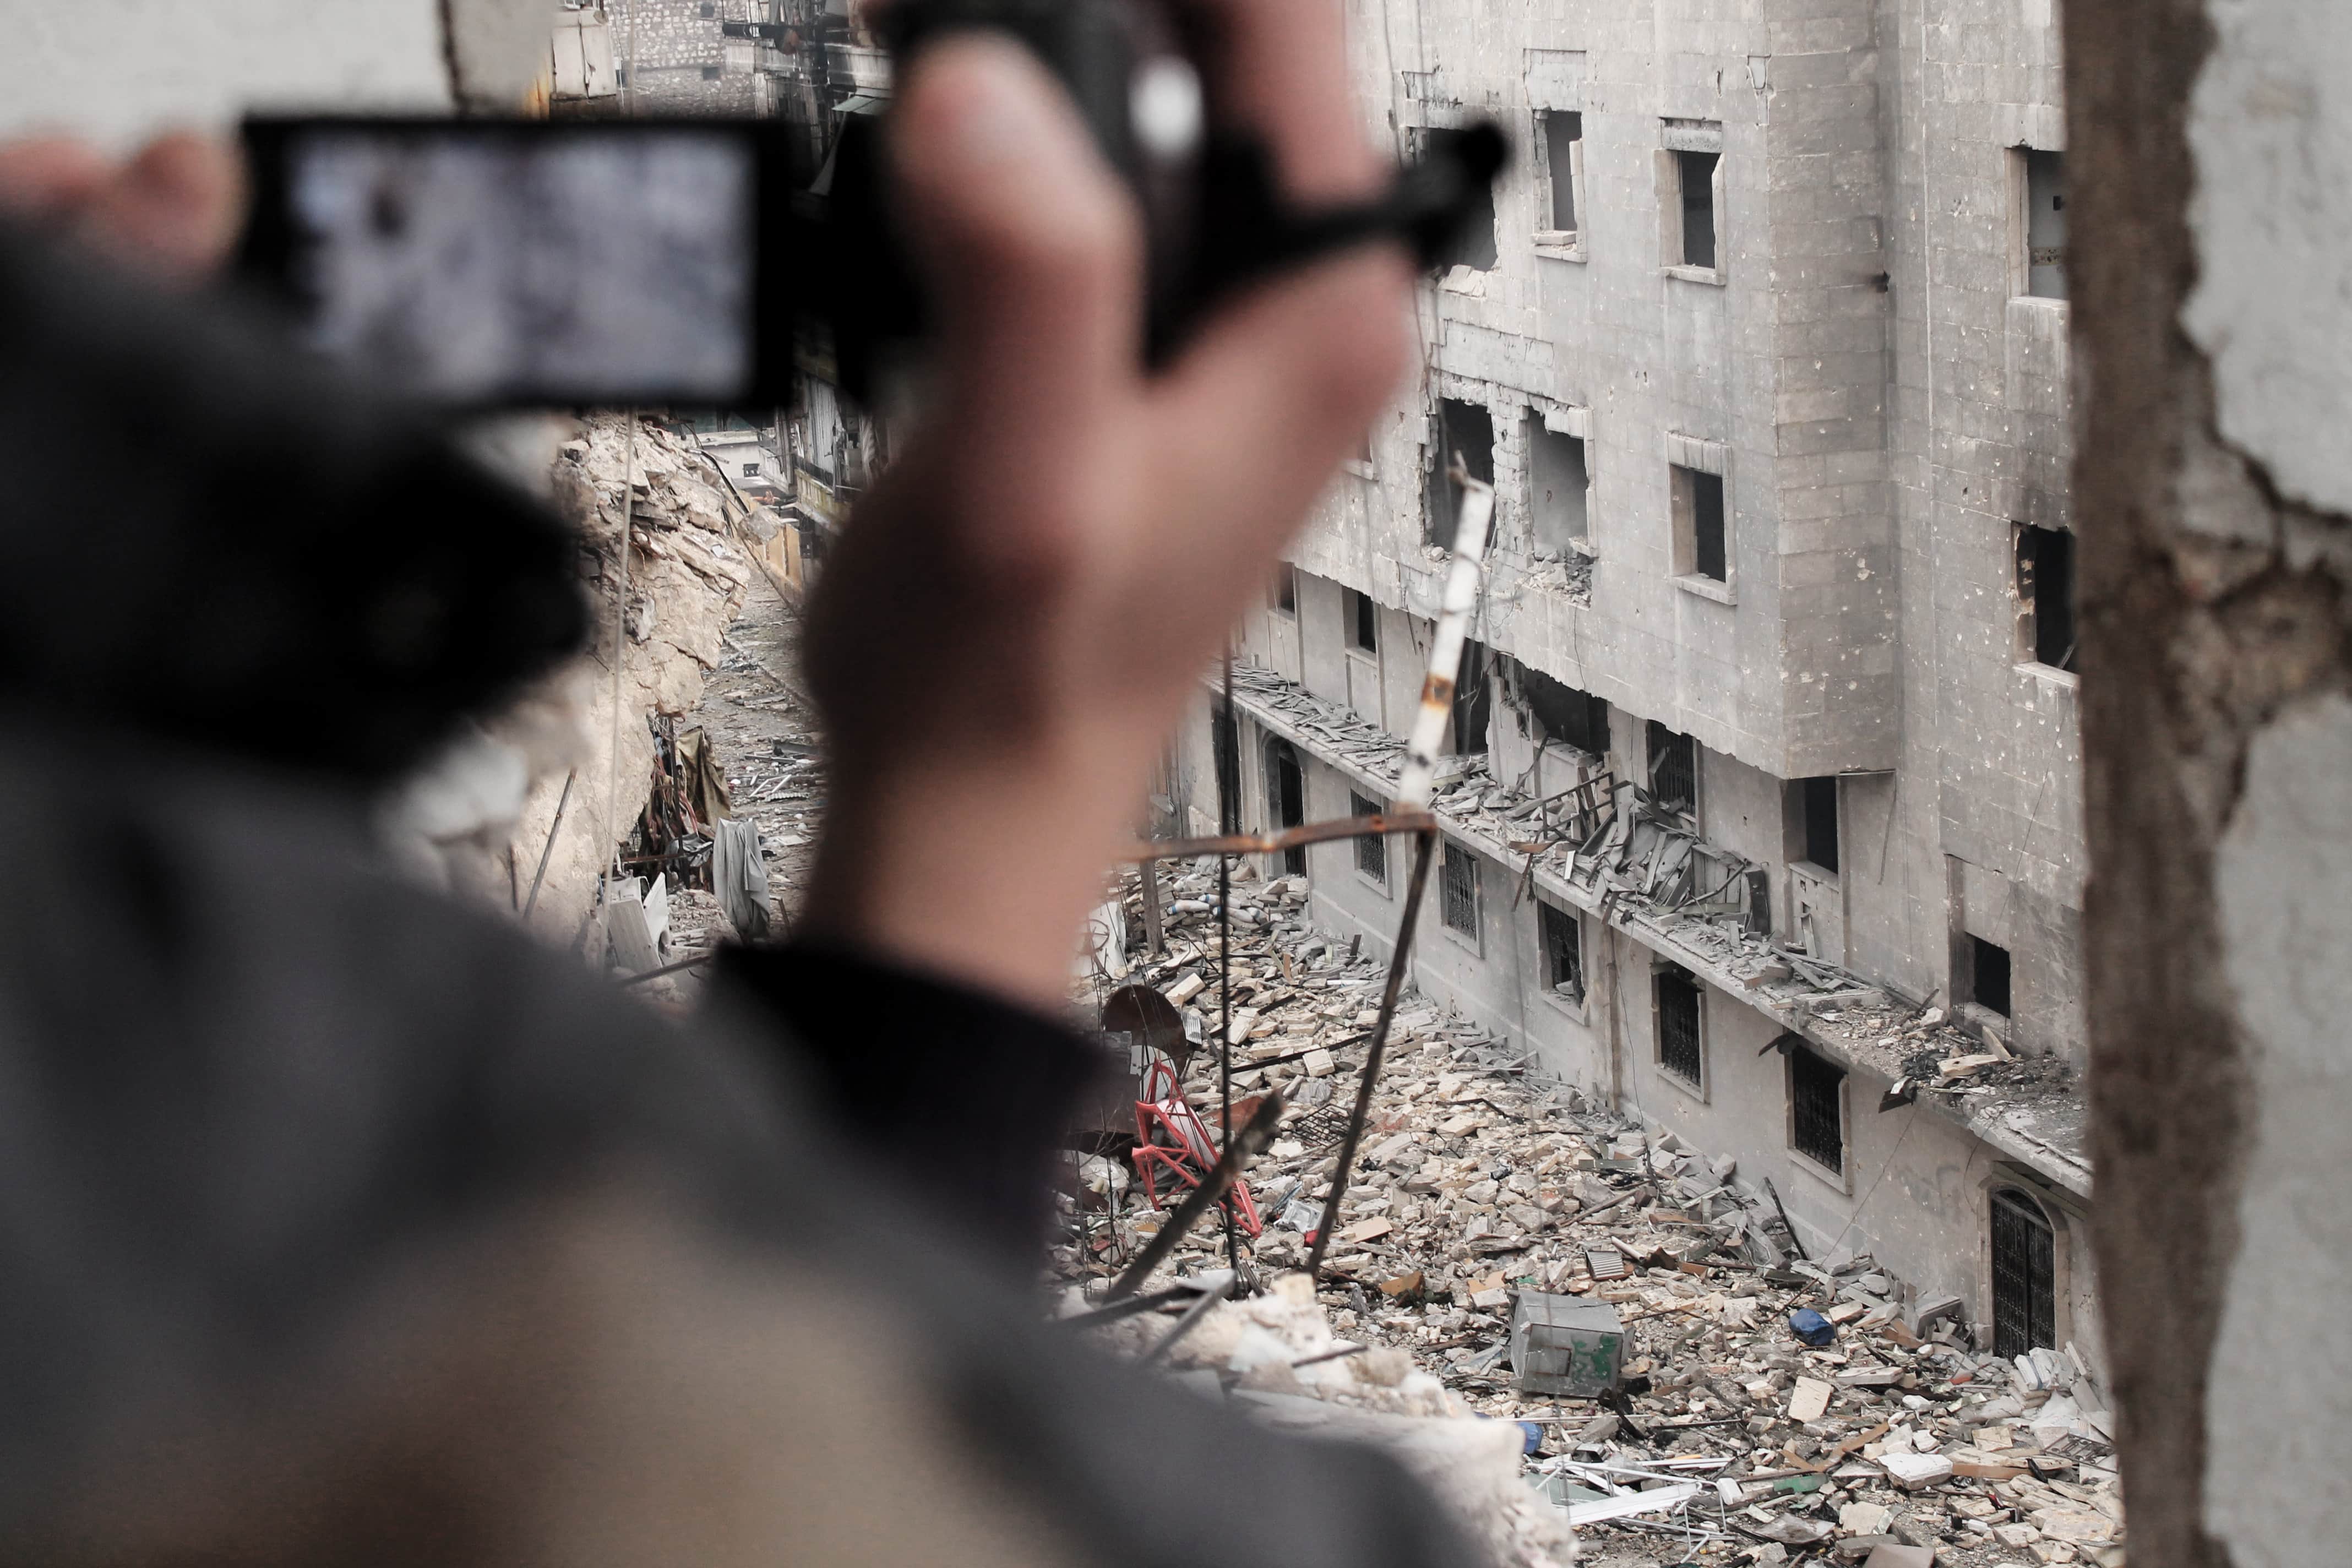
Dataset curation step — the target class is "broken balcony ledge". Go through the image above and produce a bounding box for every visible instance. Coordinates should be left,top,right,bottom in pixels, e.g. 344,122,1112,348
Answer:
1210,661,2092,1201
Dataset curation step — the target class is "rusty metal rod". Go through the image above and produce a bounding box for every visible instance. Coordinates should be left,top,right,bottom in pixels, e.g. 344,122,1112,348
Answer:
1121,810,1438,864
1306,829,1436,1282
1106,1092,1287,1302
616,952,720,988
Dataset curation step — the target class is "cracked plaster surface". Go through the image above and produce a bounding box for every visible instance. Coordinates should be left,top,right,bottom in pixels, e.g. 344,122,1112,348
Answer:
2182,0,2352,522
2206,693,2352,1566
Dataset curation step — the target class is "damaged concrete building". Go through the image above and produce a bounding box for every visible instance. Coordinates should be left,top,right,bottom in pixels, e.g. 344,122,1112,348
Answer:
1170,0,2093,1372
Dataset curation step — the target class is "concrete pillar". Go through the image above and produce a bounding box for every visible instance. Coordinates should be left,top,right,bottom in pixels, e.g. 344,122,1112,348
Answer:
2072,0,2352,1561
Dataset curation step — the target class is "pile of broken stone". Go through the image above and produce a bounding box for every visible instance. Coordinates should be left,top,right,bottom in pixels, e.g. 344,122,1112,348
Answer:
1057,859,2124,1568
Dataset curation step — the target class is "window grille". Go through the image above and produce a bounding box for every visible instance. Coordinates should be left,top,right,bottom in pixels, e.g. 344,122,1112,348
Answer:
1352,793,1386,882
1648,721,1697,814
1991,1188,2059,1359
1656,966,1702,1084
1789,1047,1845,1173
1441,842,1479,937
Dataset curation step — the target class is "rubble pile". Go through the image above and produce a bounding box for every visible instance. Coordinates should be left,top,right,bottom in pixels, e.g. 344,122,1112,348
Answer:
1061,860,2124,1567
508,414,760,938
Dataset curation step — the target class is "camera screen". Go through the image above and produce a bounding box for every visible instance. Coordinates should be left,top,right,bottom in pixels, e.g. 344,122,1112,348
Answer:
282,128,754,404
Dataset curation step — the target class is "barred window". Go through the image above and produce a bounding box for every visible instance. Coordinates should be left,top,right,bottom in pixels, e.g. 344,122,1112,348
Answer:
1441,842,1479,937
1656,965,1702,1085
1647,721,1698,815
1991,1189,2059,1359
1540,902,1583,1000
1789,1046,1845,1173
1352,792,1386,883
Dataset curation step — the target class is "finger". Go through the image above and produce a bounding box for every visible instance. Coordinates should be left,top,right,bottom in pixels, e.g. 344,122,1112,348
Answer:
1183,0,1381,201
84,133,247,281
0,138,111,220
888,36,1143,516
1145,248,1411,588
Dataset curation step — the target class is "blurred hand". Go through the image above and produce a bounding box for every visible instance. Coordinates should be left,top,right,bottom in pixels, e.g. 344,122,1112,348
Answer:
0,132,244,281
799,10,1411,1008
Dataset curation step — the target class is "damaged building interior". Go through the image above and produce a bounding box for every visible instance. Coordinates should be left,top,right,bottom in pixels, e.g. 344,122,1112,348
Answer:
6,0,2350,1566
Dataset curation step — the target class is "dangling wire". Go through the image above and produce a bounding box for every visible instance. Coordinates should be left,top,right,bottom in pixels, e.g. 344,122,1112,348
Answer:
1218,645,1239,1279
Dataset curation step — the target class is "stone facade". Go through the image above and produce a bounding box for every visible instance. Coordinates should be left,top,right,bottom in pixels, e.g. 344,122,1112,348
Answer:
618,0,767,115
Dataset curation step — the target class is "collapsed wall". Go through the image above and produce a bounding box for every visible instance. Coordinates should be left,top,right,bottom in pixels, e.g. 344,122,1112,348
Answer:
377,412,756,946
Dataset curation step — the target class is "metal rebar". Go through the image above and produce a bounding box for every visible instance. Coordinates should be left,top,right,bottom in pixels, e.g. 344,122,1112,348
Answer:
522,769,577,922
1306,829,1436,1282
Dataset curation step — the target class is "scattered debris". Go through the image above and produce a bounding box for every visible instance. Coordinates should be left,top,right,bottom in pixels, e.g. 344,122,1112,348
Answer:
1058,861,2127,1566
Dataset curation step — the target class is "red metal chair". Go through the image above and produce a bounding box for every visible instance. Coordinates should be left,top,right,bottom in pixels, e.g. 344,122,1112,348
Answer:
1130,1058,1263,1238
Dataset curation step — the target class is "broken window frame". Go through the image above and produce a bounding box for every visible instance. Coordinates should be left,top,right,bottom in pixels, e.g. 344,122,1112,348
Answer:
1659,127,1727,281
2015,521,2078,674
1534,109,1586,255
1420,126,1500,272
1670,463,1729,584
1798,775,1841,876
1971,934,2013,1019
1427,397,1498,549
1654,963,1705,1088
1788,1046,1847,1176
1439,840,1481,944
2013,146,2068,302
1539,900,1585,1004
1522,663,1611,758
1646,720,1700,822
1351,791,1389,888
1525,410,1592,556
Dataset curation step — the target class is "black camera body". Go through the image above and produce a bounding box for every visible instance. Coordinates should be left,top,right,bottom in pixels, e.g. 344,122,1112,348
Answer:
238,2,1506,409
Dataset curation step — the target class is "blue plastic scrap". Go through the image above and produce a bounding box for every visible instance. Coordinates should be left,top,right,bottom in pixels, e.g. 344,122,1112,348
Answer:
1789,1308,1837,1347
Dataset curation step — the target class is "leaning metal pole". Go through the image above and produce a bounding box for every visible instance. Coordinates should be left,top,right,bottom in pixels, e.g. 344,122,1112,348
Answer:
1306,464,1494,1284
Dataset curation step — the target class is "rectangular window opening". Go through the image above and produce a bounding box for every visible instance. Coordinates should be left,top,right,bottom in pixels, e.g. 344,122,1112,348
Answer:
1676,150,1719,270
1801,775,1841,875
1524,666,1610,756
2017,523,2077,672
1972,935,2013,1017
1452,639,1490,755
1672,464,1728,582
1428,398,1497,547
1527,416,1590,554
701,63,723,80
1349,588,1379,654
1423,127,1499,270
1789,1047,1846,1173
1647,721,1698,816
1540,902,1584,1000
2021,149,2067,301
1267,563,1297,616
1656,965,1703,1085
1352,792,1387,883
1542,111,1582,235
1440,841,1480,937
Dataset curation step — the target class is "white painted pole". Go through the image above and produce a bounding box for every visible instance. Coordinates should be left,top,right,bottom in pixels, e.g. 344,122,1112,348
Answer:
1393,467,1495,809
